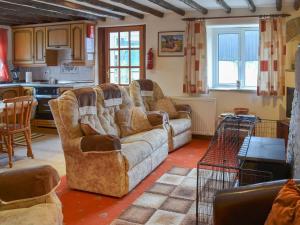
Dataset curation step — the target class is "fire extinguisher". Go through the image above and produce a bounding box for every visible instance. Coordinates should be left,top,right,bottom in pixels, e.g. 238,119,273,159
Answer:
147,48,154,70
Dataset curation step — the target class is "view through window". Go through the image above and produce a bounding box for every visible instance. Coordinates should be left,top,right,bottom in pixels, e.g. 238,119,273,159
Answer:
105,25,145,85
212,27,259,88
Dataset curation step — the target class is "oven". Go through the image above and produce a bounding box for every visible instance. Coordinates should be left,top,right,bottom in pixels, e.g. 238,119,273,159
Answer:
34,87,59,120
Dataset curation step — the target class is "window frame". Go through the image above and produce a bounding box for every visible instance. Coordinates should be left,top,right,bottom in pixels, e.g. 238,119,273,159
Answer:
212,26,259,89
104,25,145,85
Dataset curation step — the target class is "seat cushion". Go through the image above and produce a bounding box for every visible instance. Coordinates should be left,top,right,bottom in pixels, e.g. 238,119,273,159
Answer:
169,118,191,136
121,128,168,151
121,141,153,170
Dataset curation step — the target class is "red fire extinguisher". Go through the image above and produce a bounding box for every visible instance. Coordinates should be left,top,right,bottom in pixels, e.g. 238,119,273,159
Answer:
147,48,154,70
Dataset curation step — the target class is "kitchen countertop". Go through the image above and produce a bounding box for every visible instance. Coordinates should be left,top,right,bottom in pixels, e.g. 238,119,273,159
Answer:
0,81,95,88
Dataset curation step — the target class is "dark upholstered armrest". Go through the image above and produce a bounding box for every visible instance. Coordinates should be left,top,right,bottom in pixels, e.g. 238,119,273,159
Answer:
175,104,192,114
213,180,298,225
81,135,121,152
147,111,169,126
0,165,60,203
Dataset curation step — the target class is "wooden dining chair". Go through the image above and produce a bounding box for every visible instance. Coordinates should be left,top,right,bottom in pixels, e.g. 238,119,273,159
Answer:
0,96,34,168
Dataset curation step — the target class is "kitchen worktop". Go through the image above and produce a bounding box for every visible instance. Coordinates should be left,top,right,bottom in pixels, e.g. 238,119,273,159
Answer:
0,81,95,88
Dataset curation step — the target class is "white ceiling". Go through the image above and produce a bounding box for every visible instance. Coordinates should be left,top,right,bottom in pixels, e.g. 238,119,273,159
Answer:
65,0,294,17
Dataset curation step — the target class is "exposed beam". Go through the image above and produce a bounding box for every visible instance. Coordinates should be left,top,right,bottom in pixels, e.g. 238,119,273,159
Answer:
147,0,185,16
111,0,164,17
0,16,28,25
295,0,300,10
245,0,256,12
216,0,231,13
178,0,207,14
276,0,282,11
0,13,44,24
38,0,123,20
75,0,144,19
0,0,84,21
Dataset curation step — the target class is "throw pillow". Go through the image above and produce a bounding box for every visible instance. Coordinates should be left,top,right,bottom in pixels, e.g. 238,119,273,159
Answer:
116,107,152,137
264,179,300,225
154,97,178,119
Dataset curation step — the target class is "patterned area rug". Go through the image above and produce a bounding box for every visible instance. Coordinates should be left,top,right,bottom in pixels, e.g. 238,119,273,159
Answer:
111,167,199,225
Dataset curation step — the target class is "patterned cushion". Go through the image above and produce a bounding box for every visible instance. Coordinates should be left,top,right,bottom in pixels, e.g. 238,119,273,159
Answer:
169,118,192,136
116,107,152,138
154,97,178,119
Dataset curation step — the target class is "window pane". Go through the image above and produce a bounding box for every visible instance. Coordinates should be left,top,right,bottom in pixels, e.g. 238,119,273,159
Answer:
218,61,238,84
120,32,129,48
110,50,119,67
218,33,239,61
120,68,129,85
110,32,118,49
245,61,258,87
131,50,140,66
130,31,140,48
131,68,140,81
120,50,129,66
110,68,119,84
245,31,259,61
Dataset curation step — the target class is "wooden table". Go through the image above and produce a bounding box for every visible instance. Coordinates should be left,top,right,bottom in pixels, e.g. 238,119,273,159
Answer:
238,136,290,185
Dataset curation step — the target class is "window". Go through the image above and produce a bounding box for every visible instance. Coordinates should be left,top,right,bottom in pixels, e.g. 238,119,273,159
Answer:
105,25,145,85
212,27,259,88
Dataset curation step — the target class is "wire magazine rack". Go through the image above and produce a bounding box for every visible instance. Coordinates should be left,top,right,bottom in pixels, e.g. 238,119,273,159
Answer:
196,116,274,225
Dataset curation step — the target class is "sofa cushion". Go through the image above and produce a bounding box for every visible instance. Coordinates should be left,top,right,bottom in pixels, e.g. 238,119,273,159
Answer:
116,107,152,138
169,118,192,136
81,135,121,152
121,128,168,151
121,141,153,170
154,97,178,119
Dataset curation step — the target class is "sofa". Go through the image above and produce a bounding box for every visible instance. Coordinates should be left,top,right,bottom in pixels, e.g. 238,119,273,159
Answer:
49,85,169,197
0,165,63,225
213,179,297,225
129,80,192,151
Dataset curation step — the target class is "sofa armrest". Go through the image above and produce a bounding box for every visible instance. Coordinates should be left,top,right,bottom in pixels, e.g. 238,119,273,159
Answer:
175,104,192,114
213,180,294,225
147,111,169,127
0,165,60,204
80,135,121,152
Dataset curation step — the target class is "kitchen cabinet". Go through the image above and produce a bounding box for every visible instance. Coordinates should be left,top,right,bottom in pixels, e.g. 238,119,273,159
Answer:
71,24,84,63
46,25,70,49
34,27,46,64
13,28,34,65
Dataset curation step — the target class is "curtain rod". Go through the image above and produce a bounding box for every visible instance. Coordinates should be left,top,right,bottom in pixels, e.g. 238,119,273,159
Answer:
182,13,290,21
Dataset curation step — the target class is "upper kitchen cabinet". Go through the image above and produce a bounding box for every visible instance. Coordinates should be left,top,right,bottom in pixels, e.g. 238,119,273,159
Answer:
46,25,70,49
71,23,95,65
13,28,34,65
34,27,46,64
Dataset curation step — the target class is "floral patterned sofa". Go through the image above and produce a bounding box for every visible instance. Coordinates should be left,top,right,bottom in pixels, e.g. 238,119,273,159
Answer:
129,80,192,151
0,165,63,225
49,85,169,197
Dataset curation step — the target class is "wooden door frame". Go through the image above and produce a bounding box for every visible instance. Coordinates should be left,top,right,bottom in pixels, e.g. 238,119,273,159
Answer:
97,25,146,84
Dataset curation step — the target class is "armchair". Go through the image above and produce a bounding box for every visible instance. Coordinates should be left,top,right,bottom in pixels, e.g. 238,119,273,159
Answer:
129,80,192,151
213,180,298,225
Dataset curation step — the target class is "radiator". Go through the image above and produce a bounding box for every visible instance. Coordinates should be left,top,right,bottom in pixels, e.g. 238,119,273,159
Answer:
172,96,217,136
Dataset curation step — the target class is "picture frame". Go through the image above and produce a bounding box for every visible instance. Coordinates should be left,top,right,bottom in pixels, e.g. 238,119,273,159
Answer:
158,31,185,57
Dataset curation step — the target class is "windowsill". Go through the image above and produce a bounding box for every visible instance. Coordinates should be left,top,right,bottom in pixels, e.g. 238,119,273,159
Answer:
210,87,256,93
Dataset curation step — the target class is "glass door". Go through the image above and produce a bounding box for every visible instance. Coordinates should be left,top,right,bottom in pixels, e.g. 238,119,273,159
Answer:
105,25,145,85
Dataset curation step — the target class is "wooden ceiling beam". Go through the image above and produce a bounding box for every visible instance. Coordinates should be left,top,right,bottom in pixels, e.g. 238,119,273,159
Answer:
276,0,282,11
111,0,164,17
178,0,207,14
246,0,256,12
295,0,300,10
147,0,185,16
216,0,231,13
75,0,144,19
0,13,45,24
0,1,82,21
37,0,122,20
0,16,28,25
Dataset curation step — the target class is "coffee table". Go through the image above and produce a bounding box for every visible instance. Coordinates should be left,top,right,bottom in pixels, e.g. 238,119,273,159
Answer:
238,136,290,185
